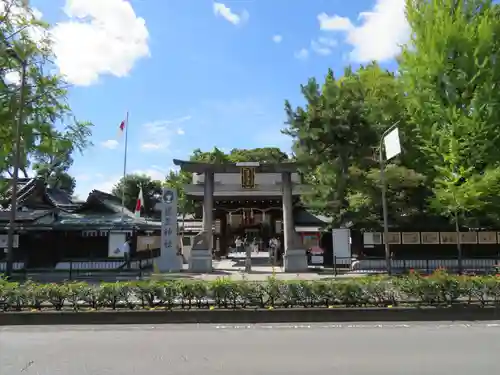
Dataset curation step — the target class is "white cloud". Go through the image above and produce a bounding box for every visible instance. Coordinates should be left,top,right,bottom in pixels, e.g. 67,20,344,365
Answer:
318,0,410,62
77,173,120,196
213,2,249,25
272,34,283,43
140,115,191,152
318,37,337,47
318,13,353,31
101,139,119,149
50,0,150,86
294,48,309,60
132,165,171,181
140,142,164,151
311,37,337,56
294,37,337,59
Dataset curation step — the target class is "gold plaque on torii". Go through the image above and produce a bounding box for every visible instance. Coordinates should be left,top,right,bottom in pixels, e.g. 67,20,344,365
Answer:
241,167,256,189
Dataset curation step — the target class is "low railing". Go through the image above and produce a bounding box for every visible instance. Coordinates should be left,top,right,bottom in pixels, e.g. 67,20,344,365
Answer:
13,258,156,282
337,256,499,275
0,262,26,272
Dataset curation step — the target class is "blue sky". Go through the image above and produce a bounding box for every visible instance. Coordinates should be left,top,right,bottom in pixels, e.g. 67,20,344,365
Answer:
29,0,408,198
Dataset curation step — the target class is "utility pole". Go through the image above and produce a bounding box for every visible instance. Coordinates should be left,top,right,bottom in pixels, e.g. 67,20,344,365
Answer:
379,121,401,276
5,58,28,278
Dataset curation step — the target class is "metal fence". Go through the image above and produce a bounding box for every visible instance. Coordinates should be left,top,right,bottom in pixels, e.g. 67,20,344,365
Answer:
6,258,155,282
336,256,499,275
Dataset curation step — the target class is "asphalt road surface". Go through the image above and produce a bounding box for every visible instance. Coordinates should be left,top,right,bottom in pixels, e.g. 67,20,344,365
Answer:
1,322,500,375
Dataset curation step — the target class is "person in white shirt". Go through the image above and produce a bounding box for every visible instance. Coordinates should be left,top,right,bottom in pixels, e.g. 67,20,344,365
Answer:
235,237,243,253
122,240,131,269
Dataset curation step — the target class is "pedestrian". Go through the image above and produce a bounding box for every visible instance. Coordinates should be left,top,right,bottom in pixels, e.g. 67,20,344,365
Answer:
122,239,131,269
235,236,243,253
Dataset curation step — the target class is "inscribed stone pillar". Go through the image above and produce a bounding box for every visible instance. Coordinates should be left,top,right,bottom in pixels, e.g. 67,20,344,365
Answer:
282,172,308,272
203,170,214,245
189,170,214,272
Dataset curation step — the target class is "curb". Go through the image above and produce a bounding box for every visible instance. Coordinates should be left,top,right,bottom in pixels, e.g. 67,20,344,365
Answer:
0,306,499,326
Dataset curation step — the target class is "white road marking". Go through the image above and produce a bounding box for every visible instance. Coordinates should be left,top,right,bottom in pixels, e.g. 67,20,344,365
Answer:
2,322,500,332
213,322,499,330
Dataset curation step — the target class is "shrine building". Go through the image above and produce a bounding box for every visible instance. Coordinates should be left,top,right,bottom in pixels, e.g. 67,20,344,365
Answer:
173,159,331,272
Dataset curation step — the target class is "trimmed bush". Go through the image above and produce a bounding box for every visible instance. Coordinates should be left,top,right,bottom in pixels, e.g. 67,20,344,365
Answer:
1,271,500,311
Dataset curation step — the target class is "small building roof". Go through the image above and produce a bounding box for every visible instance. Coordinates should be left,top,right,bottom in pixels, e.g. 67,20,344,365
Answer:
173,159,299,173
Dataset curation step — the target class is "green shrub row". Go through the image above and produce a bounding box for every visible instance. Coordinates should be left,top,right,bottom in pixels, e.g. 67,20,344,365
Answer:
1,271,500,311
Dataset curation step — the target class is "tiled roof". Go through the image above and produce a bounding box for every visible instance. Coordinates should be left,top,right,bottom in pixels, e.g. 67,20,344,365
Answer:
46,187,74,205
1,177,82,212
0,209,53,222
294,208,332,225
73,190,151,224
55,212,161,228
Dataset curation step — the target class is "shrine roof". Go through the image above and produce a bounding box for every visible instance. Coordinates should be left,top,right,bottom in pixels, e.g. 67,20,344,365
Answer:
0,209,54,223
173,159,299,173
1,177,80,211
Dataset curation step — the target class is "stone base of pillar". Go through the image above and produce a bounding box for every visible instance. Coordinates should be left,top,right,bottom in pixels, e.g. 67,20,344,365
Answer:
189,231,213,273
283,248,308,272
188,250,213,272
156,254,183,273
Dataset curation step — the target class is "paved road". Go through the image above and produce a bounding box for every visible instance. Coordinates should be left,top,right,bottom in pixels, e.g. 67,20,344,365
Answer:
1,322,499,374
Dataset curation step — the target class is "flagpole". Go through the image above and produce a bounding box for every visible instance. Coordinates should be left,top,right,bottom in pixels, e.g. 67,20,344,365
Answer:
121,111,129,222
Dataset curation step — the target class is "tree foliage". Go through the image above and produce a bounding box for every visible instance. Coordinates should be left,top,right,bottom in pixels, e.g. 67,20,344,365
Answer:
399,0,500,227
112,174,163,218
0,0,92,193
284,0,500,230
284,64,426,228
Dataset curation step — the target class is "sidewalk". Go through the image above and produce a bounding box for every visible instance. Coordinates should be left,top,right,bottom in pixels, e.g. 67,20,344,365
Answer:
150,258,365,281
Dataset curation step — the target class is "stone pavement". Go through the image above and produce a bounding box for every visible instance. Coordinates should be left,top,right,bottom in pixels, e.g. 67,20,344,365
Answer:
151,255,361,281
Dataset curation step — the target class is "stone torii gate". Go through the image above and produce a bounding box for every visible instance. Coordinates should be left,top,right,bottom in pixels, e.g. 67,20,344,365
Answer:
173,159,308,272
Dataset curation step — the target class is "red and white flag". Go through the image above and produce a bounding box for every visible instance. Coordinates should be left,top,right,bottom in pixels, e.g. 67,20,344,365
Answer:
135,187,144,217
117,118,126,136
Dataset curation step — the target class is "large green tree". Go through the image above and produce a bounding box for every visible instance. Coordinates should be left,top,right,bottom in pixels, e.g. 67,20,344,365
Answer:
0,0,92,192
284,63,428,227
400,0,500,227
112,174,163,218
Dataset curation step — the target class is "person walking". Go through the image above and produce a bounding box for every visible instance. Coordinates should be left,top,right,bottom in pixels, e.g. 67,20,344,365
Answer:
122,239,131,269
235,236,243,254
269,237,277,264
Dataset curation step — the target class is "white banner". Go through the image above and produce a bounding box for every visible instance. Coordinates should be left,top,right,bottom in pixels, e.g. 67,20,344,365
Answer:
0,234,19,249
108,232,126,258
384,127,401,160
332,228,351,263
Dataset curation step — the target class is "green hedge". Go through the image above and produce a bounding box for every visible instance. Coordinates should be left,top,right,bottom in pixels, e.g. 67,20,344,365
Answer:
1,270,500,311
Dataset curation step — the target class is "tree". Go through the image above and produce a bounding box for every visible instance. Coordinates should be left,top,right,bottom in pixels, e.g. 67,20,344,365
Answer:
189,147,289,164
284,64,426,227
284,68,374,222
112,174,163,218
0,0,92,184
400,0,500,227
227,148,289,163
164,169,193,216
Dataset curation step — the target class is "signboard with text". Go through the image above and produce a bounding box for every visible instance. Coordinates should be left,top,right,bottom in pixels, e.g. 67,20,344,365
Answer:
161,188,178,261
241,167,256,189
